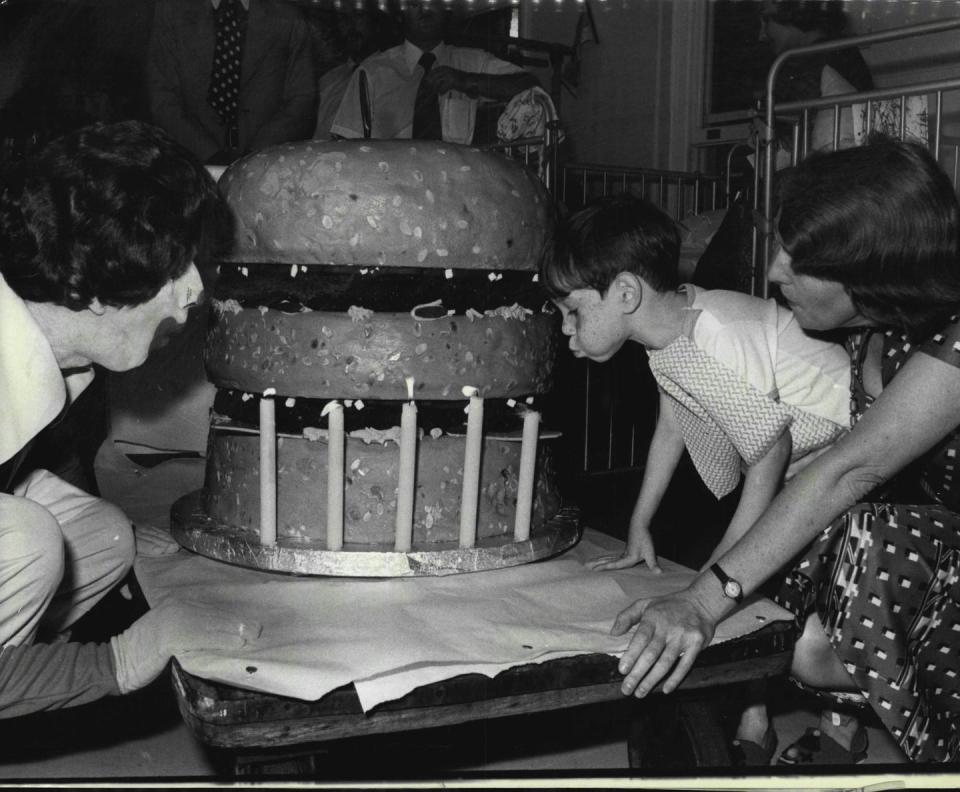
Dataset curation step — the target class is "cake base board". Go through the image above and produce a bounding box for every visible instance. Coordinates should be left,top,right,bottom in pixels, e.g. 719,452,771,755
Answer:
170,490,581,577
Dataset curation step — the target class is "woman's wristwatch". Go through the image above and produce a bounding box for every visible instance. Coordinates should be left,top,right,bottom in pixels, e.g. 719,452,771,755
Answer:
709,563,743,604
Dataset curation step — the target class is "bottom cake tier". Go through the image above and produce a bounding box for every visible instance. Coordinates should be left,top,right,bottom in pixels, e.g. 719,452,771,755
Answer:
202,421,563,547
171,491,580,576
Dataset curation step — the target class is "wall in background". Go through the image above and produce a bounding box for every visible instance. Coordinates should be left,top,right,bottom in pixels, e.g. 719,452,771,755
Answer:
520,0,960,174
522,0,674,170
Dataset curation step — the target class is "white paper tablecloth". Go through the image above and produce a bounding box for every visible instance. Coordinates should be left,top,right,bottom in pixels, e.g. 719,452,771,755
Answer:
135,522,792,711
102,451,793,711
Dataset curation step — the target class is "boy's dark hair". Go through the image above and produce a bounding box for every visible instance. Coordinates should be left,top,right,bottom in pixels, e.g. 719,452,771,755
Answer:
776,140,960,339
0,120,225,310
542,195,680,298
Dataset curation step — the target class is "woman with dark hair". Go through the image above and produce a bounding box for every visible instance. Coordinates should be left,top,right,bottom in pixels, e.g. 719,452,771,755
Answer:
612,140,960,765
0,120,258,719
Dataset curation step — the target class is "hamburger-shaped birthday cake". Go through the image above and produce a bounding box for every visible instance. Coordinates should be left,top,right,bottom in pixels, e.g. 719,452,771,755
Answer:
171,140,579,576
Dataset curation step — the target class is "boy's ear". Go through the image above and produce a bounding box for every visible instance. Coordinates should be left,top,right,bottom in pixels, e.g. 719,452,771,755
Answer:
613,272,643,313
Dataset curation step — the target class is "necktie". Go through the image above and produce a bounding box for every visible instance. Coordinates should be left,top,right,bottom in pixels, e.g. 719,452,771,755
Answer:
412,51,442,141
208,0,247,133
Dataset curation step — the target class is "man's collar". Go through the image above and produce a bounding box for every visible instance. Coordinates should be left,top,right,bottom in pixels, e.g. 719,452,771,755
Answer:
404,39,445,72
212,0,250,10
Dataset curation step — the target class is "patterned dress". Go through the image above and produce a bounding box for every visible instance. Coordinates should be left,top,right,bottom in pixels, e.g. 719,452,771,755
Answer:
775,317,960,763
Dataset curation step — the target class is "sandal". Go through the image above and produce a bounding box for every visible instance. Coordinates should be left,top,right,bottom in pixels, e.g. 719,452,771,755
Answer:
787,678,871,714
730,726,778,766
776,726,869,766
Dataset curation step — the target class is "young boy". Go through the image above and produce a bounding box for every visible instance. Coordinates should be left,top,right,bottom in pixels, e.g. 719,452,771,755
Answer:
544,195,851,574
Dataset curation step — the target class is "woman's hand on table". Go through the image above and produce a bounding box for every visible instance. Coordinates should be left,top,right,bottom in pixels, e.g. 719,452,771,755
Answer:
611,585,723,698
110,600,263,693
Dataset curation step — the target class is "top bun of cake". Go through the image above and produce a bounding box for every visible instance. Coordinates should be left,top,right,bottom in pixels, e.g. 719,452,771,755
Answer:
219,140,554,270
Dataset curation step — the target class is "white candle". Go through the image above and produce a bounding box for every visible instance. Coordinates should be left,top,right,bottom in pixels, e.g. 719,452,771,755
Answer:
513,408,540,542
459,386,484,549
394,377,417,552
259,394,277,547
323,400,345,551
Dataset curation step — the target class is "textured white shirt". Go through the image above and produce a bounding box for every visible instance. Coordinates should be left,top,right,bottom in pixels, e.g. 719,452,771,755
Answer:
646,285,851,497
684,285,850,427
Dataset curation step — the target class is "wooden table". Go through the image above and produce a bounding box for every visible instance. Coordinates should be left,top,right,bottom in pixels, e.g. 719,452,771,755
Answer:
171,618,796,775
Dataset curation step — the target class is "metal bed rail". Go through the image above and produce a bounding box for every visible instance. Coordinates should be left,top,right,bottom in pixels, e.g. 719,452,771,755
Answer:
480,122,561,195
560,162,729,219
757,16,960,297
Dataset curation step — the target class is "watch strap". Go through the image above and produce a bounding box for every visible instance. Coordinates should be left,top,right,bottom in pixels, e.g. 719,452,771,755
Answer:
709,562,743,603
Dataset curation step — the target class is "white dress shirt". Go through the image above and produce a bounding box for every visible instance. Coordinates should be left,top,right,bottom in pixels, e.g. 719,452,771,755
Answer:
331,40,524,145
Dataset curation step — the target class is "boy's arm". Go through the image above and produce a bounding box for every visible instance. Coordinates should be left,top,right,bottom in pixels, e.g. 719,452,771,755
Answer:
589,391,685,572
701,429,792,571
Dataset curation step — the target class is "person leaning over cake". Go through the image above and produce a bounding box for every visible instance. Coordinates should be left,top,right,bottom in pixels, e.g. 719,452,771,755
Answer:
611,140,960,764
330,0,539,144
0,120,260,719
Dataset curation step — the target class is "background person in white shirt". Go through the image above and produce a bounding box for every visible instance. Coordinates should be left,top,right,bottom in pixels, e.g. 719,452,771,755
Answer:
331,0,538,144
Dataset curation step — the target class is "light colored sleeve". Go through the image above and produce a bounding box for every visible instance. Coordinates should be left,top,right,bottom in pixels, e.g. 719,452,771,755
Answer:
0,642,119,719
689,297,780,400
329,67,365,140
476,50,526,77
314,63,355,139
648,337,792,498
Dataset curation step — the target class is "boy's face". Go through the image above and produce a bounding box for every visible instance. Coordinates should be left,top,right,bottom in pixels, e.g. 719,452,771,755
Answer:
555,287,628,363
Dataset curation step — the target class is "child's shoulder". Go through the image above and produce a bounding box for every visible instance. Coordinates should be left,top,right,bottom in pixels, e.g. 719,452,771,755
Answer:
687,286,777,328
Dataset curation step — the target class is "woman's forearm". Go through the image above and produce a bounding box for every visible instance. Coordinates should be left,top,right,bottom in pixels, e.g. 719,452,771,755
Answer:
711,449,860,594
713,350,960,597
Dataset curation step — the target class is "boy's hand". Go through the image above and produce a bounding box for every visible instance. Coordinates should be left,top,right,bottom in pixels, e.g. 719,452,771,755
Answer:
587,532,661,573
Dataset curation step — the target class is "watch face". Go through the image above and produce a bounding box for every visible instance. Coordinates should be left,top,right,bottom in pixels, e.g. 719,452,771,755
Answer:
724,580,742,599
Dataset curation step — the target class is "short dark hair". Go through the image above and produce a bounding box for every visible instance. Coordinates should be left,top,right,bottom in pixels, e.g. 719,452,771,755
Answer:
0,120,224,310
764,1,848,37
542,195,680,299
777,140,960,338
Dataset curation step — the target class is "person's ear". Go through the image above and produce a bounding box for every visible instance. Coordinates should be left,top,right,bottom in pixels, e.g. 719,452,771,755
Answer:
87,298,107,317
613,272,642,314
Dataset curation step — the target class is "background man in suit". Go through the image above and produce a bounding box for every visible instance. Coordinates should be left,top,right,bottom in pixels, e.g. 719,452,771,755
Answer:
147,0,317,165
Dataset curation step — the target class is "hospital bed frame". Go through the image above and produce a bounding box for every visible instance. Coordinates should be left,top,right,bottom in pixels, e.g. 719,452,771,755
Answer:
756,16,960,297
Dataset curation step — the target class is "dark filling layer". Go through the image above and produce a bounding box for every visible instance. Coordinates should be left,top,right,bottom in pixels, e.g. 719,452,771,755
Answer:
213,388,543,435
210,263,550,312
